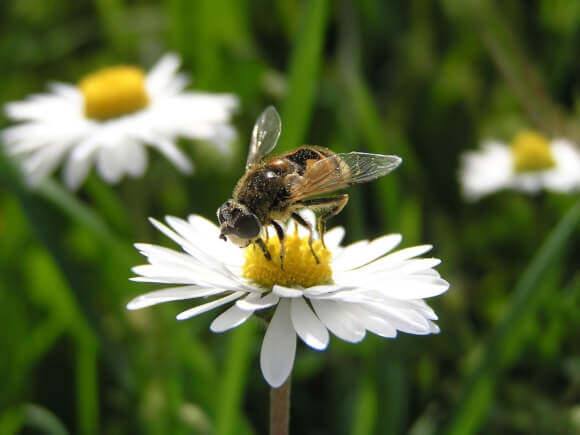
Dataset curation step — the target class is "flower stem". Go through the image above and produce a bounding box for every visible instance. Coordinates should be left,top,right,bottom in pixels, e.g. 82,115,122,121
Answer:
270,376,291,435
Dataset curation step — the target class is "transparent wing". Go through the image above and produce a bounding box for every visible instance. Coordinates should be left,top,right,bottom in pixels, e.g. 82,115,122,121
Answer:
290,152,402,200
246,106,282,169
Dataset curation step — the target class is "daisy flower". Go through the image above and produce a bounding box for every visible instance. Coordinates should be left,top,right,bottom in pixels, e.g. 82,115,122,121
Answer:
127,212,450,388
459,131,580,201
2,53,238,189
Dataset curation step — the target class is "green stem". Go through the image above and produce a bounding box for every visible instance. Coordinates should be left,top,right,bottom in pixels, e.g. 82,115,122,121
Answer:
270,376,291,435
76,336,99,435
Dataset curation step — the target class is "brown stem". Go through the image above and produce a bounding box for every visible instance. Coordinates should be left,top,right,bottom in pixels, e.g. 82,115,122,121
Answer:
270,376,291,435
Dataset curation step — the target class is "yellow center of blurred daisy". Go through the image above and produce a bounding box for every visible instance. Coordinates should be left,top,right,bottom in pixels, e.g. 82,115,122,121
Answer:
512,131,556,173
79,66,149,120
242,233,332,288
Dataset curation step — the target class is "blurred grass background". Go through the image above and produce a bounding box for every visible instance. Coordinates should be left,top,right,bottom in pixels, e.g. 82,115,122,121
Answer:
1,0,580,434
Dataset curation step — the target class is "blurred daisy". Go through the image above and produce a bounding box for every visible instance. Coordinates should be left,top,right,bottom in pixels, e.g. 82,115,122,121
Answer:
127,212,449,388
460,131,580,201
2,53,238,189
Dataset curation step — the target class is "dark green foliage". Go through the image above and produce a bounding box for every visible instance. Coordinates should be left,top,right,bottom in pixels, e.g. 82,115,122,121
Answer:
1,1,579,434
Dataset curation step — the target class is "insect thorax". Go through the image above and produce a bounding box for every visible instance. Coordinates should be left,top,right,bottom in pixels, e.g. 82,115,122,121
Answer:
234,166,292,223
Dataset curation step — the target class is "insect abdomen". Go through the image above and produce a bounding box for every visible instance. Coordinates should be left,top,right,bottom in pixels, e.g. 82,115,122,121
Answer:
284,146,333,175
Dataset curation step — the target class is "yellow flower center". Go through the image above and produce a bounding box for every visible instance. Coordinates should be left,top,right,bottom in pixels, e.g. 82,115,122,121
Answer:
242,233,332,288
79,66,149,121
511,131,556,173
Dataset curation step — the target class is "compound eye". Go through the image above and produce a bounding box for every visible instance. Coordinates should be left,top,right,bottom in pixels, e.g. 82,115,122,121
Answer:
234,213,260,239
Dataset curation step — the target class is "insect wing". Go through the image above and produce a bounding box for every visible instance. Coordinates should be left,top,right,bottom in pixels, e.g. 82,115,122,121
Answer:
333,152,402,183
246,106,282,169
290,152,402,200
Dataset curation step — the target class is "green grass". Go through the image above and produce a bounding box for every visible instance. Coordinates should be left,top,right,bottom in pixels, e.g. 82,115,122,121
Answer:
1,1,580,434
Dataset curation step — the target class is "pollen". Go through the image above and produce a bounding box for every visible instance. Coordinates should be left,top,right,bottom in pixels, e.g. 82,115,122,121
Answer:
79,66,149,121
512,131,556,173
242,233,332,288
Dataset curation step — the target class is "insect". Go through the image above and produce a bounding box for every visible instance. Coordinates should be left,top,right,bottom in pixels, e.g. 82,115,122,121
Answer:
217,106,402,268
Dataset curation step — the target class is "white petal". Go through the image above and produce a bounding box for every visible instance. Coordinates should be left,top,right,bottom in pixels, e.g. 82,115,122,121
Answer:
147,218,236,279
334,276,449,300
543,139,580,192
370,304,433,335
210,305,253,332
366,245,433,269
272,285,303,298
163,221,240,280
236,292,280,311
183,215,241,265
165,93,238,122
149,217,190,249
176,291,244,320
69,134,101,162
21,143,70,186
126,286,226,310
310,299,366,343
4,88,83,121
302,284,346,297
3,121,86,155
132,245,241,289
194,125,237,151
333,234,402,271
459,141,513,200
290,298,329,350
361,315,397,338
134,243,206,268
124,142,148,177
323,227,345,251
151,138,193,173
130,276,202,285
96,145,123,183
48,82,79,99
406,299,439,320
64,152,93,190
146,52,183,97
186,214,221,237
361,257,441,274
162,72,190,96
259,299,296,388
332,240,367,266
350,306,397,338
380,278,450,300
427,320,441,334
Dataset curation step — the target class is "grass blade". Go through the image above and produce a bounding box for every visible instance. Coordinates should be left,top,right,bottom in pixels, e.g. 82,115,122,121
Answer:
444,199,580,435
280,0,329,151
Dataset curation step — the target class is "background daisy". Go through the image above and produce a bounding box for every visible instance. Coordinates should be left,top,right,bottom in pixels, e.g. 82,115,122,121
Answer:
2,53,238,189
460,132,580,201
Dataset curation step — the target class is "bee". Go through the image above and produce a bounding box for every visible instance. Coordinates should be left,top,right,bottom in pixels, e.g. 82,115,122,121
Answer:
217,106,402,267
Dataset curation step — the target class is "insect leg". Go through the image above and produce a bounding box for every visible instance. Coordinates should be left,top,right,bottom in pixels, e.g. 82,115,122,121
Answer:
298,194,349,247
291,212,320,264
254,238,271,261
271,220,286,270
